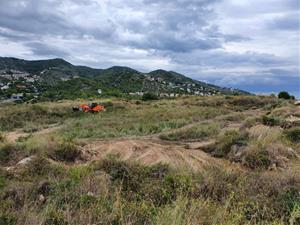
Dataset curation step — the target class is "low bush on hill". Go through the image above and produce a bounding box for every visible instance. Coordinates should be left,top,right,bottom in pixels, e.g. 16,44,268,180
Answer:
284,128,300,143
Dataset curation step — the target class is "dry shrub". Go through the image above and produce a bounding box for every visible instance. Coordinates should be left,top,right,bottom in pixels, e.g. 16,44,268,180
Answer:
272,107,300,118
204,130,248,158
246,171,300,222
0,143,26,166
247,124,281,145
47,142,82,162
240,143,299,170
195,167,244,202
23,156,53,176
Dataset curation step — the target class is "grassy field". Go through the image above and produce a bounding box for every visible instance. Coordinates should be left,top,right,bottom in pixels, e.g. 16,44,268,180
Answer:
0,96,299,225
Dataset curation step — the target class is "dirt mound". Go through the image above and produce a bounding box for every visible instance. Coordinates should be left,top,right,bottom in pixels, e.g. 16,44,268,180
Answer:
82,139,221,171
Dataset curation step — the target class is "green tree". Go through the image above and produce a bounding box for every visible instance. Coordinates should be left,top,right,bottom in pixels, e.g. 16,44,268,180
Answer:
278,91,293,100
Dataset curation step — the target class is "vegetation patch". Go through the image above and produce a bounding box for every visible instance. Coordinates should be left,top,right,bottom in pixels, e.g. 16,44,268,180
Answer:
160,123,219,141
284,128,300,143
204,130,248,158
0,143,25,166
261,115,282,126
47,142,81,162
243,147,271,169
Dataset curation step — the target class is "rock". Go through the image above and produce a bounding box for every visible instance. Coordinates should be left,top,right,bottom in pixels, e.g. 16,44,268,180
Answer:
37,181,51,195
269,163,277,171
38,194,46,203
285,116,300,126
87,192,95,197
16,156,33,166
294,101,300,106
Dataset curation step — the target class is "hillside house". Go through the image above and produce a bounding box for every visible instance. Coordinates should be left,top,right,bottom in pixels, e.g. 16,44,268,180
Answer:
11,93,24,101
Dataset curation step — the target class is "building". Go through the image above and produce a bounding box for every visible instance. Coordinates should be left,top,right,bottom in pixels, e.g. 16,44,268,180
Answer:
11,93,24,101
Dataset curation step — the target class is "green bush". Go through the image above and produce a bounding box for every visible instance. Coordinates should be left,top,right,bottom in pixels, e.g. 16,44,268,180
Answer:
48,143,81,162
24,156,52,176
284,128,300,143
209,130,248,157
0,144,22,165
278,188,300,220
243,149,271,169
262,115,281,126
0,215,16,225
0,133,6,143
142,93,158,101
43,209,68,225
278,91,295,100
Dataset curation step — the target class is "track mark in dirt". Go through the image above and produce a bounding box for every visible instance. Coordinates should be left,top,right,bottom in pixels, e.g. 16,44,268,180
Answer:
5,124,61,143
82,139,222,171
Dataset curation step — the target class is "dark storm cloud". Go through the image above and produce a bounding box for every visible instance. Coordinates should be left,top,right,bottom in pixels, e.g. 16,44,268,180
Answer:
26,42,69,58
0,0,298,96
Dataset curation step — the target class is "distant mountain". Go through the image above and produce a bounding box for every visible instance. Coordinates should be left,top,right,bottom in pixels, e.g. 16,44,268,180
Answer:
0,57,250,101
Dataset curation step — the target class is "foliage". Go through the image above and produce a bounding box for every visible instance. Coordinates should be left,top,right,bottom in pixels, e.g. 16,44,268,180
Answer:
278,91,295,100
261,115,281,126
284,128,300,143
142,92,159,101
160,123,219,141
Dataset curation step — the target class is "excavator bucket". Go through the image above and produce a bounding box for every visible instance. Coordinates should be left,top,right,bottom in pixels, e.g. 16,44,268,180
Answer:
91,105,105,112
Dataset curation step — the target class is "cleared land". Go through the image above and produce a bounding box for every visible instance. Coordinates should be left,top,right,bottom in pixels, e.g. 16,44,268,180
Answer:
0,96,299,225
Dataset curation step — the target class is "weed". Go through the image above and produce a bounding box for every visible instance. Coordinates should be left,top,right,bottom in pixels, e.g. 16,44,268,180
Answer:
284,128,300,143
160,123,219,141
243,147,271,169
47,142,81,162
208,130,248,157
262,115,281,126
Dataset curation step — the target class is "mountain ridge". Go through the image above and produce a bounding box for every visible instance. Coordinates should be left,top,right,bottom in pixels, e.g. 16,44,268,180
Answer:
0,57,251,101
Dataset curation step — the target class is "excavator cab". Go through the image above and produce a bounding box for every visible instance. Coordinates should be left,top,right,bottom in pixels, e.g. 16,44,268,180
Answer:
73,103,105,113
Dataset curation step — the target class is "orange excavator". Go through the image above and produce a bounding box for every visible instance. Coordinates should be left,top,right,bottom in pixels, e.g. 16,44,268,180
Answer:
73,103,105,113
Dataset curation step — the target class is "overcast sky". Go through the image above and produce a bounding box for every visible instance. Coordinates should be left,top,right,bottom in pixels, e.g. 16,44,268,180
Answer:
0,0,299,96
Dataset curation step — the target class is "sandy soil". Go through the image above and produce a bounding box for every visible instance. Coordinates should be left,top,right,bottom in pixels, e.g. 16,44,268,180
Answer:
82,139,221,171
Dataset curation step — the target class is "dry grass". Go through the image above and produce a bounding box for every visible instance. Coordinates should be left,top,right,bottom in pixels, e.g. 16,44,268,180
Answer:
0,96,299,225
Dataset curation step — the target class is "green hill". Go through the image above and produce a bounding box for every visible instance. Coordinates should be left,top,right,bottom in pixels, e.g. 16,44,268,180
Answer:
0,57,250,101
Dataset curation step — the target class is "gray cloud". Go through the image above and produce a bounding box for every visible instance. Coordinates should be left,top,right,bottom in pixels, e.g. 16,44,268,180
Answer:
0,0,299,96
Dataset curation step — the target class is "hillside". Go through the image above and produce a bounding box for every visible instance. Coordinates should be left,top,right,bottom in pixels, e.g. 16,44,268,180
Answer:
0,57,249,101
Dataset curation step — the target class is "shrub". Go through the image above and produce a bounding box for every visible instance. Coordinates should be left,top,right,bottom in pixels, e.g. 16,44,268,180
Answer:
43,209,68,225
284,128,300,143
209,130,248,157
0,133,6,143
24,156,52,176
48,142,81,162
278,188,300,221
0,144,23,165
243,148,271,169
0,215,16,225
261,115,281,126
142,93,158,101
278,91,295,100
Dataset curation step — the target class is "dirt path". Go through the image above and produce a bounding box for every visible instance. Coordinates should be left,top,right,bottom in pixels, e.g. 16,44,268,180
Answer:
5,124,61,143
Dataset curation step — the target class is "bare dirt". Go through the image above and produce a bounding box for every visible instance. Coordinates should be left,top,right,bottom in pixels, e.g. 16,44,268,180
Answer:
81,139,221,171
6,124,61,143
